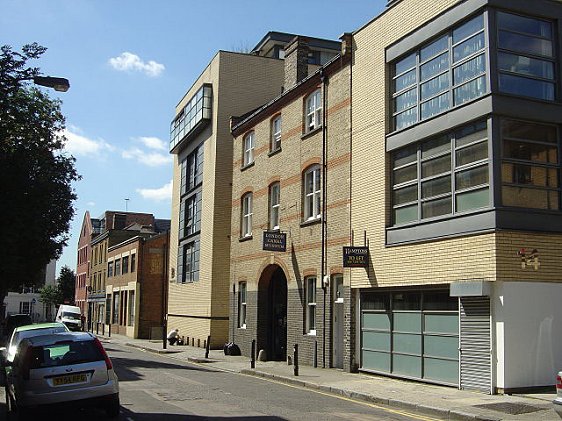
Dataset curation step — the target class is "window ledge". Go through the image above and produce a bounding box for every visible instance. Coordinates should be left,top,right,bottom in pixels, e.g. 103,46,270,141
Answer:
241,162,255,172
301,126,322,140
268,147,282,157
306,331,317,337
239,235,253,242
238,325,247,330
300,218,321,228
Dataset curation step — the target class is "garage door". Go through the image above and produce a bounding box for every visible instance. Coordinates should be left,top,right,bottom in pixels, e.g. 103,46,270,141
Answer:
361,290,459,385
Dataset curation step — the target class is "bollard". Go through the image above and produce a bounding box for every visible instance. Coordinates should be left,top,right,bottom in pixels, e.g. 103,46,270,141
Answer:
205,335,211,359
96,322,99,335
313,340,318,368
108,323,111,337
102,323,105,336
251,339,256,369
293,344,299,376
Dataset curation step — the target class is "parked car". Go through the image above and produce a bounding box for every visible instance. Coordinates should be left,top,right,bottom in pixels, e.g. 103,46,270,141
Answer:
554,371,562,418
4,322,70,363
55,305,82,331
4,314,33,340
3,332,119,419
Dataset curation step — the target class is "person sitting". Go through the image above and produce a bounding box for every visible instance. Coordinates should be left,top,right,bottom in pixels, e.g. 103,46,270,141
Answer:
167,328,180,345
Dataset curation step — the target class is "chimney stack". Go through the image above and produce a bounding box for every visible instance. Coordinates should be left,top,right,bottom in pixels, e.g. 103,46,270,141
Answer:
284,36,309,90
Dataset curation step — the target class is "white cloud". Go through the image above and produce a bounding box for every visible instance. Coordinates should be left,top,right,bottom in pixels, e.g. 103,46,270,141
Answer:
136,180,172,202
122,147,172,167
87,201,96,207
63,128,114,156
136,136,166,151
108,52,165,77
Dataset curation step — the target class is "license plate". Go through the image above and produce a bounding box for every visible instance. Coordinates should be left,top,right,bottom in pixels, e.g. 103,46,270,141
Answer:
53,373,87,386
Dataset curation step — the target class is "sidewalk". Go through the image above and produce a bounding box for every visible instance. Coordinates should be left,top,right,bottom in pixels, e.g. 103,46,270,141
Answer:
97,332,559,421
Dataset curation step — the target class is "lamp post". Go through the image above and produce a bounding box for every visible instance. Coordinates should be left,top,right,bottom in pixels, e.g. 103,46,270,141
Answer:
32,76,70,92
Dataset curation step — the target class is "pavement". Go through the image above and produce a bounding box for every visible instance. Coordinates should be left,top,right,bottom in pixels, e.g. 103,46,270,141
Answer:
96,332,560,421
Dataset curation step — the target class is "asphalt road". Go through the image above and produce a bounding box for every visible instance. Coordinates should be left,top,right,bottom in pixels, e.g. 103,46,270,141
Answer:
1,342,441,421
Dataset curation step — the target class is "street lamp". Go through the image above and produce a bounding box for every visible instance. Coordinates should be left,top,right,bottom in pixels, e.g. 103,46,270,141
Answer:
33,76,70,92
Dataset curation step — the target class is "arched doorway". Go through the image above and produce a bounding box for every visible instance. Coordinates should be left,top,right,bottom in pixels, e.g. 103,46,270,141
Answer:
257,265,287,361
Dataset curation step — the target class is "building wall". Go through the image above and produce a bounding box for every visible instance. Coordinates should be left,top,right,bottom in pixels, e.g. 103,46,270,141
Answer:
493,282,562,390
229,57,351,366
139,233,168,339
168,52,286,348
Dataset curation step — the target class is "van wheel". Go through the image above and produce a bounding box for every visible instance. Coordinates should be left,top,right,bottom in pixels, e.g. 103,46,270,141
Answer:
105,396,120,418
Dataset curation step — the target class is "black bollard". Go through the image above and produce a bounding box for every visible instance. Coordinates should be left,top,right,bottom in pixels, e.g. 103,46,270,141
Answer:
293,344,299,376
205,335,211,359
96,322,99,335
314,340,318,368
108,323,111,337
251,339,256,369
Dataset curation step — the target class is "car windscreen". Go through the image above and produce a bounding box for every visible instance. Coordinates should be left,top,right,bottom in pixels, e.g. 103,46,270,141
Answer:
61,312,81,320
28,341,105,369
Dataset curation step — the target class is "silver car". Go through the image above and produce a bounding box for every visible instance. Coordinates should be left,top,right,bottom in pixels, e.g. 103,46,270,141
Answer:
3,332,119,419
552,371,562,418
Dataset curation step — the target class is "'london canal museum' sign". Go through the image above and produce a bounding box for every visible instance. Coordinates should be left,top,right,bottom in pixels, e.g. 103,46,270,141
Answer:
343,246,369,268
263,231,287,252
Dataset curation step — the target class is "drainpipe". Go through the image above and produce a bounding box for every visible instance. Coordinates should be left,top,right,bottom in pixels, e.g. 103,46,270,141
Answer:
320,67,327,369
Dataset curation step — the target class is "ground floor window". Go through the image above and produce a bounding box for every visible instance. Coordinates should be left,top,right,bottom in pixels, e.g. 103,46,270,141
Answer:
305,276,317,334
360,289,458,385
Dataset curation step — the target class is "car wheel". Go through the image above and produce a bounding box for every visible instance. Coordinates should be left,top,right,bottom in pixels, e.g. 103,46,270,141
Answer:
105,396,120,418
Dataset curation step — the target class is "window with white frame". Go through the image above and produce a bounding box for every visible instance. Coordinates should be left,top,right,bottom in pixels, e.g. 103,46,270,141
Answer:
243,131,255,166
303,165,321,221
19,301,30,315
269,182,280,230
497,11,555,101
305,276,317,334
391,13,487,131
238,282,247,328
305,90,322,133
271,115,282,151
241,192,253,237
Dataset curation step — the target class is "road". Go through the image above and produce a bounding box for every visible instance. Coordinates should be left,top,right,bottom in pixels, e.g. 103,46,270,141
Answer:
1,341,440,421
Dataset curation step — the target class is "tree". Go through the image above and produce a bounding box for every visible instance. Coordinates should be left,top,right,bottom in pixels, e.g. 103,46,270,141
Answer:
0,43,80,309
57,266,76,305
39,284,62,311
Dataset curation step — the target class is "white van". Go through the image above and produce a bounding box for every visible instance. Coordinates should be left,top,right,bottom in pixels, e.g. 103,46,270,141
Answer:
55,305,82,331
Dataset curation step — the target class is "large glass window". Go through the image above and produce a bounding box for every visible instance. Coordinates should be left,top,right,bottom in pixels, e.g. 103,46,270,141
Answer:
238,282,247,328
501,119,559,210
179,191,202,239
170,84,212,150
243,131,255,166
304,165,321,221
241,193,253,238
180,145,204,195
305,90,322,133
269,182,280,230
271,115,282,152
392,121,489,225
497,11,555,101
122,256,129,274
128,291,135,327
392,14,487,131
177,240,200,283
306,276,317,334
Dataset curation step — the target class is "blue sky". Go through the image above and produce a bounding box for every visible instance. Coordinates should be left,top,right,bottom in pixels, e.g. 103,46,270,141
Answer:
2,0,386,276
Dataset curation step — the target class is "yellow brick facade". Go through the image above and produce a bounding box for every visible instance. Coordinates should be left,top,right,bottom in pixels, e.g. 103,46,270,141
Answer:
168,52,286,348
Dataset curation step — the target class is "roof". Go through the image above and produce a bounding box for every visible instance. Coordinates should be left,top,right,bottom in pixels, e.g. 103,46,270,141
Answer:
251,31,341,56
25,331,95,346
15,322,67,332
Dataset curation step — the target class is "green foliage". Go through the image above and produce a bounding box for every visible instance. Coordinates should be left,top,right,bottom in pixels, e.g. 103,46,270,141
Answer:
57,266,76,304
0,43,80,300
39,284,62,308
39,266,76,307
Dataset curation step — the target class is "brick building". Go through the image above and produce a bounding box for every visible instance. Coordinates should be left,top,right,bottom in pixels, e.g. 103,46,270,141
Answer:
167,32,341,349
106,231,169,339
350,0,562,393
229,35,352,367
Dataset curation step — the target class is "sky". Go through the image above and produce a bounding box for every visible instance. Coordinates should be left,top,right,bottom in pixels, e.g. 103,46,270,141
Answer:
2,0,387,277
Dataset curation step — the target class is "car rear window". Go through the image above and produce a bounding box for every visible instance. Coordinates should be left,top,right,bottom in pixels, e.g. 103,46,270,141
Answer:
28,341,105,369
62,312,81,320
